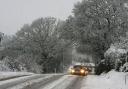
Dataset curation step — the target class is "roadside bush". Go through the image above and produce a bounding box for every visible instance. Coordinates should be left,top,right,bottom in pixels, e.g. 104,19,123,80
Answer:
95,59,114,75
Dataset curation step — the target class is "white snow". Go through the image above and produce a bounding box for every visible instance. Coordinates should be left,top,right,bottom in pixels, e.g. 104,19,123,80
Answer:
7,74,56,89
0,72,34,80
81,70,128,89
41,75,77,89
105,45,127,57
0,74,43,89
0,71,127,89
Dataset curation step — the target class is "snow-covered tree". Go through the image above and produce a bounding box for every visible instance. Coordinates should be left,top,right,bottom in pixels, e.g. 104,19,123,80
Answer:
0,17,72,73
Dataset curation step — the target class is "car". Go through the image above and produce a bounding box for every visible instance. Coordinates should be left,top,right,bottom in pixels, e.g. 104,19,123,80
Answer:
69,65,89,76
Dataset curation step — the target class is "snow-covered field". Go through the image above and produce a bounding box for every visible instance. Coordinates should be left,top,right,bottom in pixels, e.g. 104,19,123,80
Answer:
82,70,128,89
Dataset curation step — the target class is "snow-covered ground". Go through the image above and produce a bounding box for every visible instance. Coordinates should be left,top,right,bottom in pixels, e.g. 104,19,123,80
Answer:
7,74,57,89
40,71,128,89
0,71,127,89
82,70,128,89
41,75,77,89
0,72,34,80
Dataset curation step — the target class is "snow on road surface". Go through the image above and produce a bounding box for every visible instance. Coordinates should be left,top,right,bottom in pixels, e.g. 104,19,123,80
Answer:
41,75,78,89
7,74,62,89
0,72,34,80
40,71,128,89
0,74,44,89
0,71,127,89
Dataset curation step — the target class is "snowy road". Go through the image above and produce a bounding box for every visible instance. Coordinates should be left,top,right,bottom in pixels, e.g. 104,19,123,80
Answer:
0,73,87,89
0,71,127,89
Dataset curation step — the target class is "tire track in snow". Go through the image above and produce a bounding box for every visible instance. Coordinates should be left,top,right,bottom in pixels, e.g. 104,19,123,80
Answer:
0,75,29,81
22,74,63,89
40,75,79,89
0,74,45,89
67,76,85,89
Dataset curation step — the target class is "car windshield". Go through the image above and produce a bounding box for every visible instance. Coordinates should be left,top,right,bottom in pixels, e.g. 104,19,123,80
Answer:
73,65,83,69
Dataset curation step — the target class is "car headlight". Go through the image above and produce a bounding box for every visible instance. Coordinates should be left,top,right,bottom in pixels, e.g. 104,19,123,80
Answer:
80,69,85,73
71,69,75,73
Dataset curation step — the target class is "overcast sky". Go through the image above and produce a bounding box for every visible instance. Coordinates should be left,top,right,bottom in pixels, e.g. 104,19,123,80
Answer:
0,0,81,35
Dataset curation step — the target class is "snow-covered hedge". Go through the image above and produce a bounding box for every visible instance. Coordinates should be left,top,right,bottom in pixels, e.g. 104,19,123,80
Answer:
0,56,42,73
104,44,128,72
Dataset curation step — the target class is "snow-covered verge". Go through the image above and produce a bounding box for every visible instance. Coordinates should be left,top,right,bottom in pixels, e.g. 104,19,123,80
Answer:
0,72,34,80
82,70,128,89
